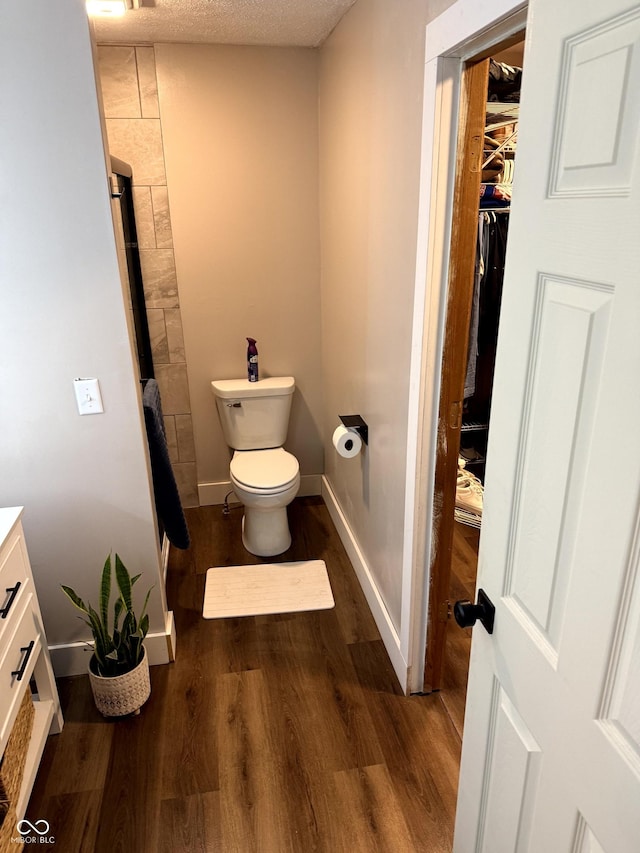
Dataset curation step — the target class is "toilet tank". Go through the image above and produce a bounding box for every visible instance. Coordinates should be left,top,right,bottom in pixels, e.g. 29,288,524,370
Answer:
211,376,295,450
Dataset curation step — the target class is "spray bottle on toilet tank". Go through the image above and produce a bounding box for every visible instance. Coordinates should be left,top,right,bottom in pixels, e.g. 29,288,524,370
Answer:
247,338,259,382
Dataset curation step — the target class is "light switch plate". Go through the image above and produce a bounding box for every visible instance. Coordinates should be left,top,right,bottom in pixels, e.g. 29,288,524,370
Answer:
73,378,104,415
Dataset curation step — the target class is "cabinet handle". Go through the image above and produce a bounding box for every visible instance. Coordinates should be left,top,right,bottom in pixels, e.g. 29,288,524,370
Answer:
1,581,21,619
11,640,35,682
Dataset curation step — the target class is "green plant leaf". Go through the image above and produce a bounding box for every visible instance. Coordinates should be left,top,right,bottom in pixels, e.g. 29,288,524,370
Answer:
130,634,142,666
139,613,149,640
121,609,136,640
92,643,109,675
115,554,133,611
113,597,123,632
99,554,111,636
77,616,94,633
87,603,112,661
61,585,88,615
138,586,154,625
86,602,106,641
64,552,151,677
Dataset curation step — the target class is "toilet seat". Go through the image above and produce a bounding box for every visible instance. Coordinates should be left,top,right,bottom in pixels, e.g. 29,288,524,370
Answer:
230,448,299,494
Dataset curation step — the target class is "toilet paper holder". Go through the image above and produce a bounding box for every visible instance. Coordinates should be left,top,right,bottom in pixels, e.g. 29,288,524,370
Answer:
339,414,368,445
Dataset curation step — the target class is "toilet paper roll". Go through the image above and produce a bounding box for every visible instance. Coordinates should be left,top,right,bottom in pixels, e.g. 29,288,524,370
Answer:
332,424,362,458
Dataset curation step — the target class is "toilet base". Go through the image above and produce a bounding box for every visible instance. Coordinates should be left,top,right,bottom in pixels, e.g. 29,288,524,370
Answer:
242,506,292,557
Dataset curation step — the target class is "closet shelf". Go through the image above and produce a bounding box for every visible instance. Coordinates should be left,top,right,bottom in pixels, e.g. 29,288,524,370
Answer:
454,508,482,529
485,103,519,125
462,456,486,466
461,421,489,433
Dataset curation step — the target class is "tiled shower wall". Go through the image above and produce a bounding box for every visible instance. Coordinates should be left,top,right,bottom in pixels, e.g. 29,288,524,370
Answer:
97,45,199,507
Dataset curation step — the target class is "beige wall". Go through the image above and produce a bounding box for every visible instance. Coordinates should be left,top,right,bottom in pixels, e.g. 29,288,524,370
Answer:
154,44,324,494
97,46,199,508
0,1,167,660
318,0,455,631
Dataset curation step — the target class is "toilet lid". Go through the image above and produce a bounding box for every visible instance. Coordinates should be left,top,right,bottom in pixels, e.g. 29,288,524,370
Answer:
230,448,299,491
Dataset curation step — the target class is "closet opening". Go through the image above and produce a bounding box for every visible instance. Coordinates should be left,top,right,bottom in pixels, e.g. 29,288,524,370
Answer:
423,36,525,734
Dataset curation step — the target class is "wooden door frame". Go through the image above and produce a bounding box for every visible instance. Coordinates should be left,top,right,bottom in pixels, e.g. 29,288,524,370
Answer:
401,0,528,693
423,57,489,692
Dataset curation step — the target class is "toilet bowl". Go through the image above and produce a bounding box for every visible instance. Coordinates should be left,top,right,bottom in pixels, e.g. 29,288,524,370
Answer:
211,376,299,557
230,448,300,556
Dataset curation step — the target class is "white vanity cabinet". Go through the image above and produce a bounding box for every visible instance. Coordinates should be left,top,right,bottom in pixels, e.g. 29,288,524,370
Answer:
0,507,63,820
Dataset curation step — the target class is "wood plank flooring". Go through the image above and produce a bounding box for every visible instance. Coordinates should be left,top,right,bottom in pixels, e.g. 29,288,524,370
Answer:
440,522,480,738
27,497,463,852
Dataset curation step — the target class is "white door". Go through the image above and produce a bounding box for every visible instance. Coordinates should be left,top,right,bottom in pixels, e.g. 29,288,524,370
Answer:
454,0,640,850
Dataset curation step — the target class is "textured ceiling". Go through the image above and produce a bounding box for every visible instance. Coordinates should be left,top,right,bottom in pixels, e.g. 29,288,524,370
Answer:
92,0,358,48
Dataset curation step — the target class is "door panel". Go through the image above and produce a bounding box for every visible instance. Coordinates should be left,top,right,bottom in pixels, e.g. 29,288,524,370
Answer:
454,0,640,849
476,681,541,853
549,10,640,197
505,275,613,663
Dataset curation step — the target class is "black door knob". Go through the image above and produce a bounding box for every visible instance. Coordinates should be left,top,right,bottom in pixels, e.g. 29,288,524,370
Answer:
453,588,495,634
453,599,480,628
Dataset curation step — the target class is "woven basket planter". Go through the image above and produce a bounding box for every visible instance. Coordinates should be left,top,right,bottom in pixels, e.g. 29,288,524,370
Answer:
0,691,35,852
88,646,150,717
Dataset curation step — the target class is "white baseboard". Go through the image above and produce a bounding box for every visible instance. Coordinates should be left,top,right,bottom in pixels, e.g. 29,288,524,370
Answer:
164,609,176,661
198,473,322,506
321,476,409,693
49,611,175,677
161,532,170,584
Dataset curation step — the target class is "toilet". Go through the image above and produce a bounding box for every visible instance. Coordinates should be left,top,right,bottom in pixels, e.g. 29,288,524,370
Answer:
211,376,300,556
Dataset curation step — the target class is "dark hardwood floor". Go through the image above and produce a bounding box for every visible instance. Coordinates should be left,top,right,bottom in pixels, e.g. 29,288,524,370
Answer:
441,522,480,739
27,497,463,852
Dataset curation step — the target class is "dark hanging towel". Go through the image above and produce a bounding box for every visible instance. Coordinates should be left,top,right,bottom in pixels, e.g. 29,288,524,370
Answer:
142,379,190,550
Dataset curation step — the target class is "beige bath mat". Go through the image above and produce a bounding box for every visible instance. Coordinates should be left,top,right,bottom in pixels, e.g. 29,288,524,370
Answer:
203,560,334,619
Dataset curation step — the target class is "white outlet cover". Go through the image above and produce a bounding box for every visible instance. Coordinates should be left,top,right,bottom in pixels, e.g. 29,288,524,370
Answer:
73,378,104,415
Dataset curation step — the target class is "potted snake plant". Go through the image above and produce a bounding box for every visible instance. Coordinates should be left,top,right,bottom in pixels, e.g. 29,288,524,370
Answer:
61,553,153,717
